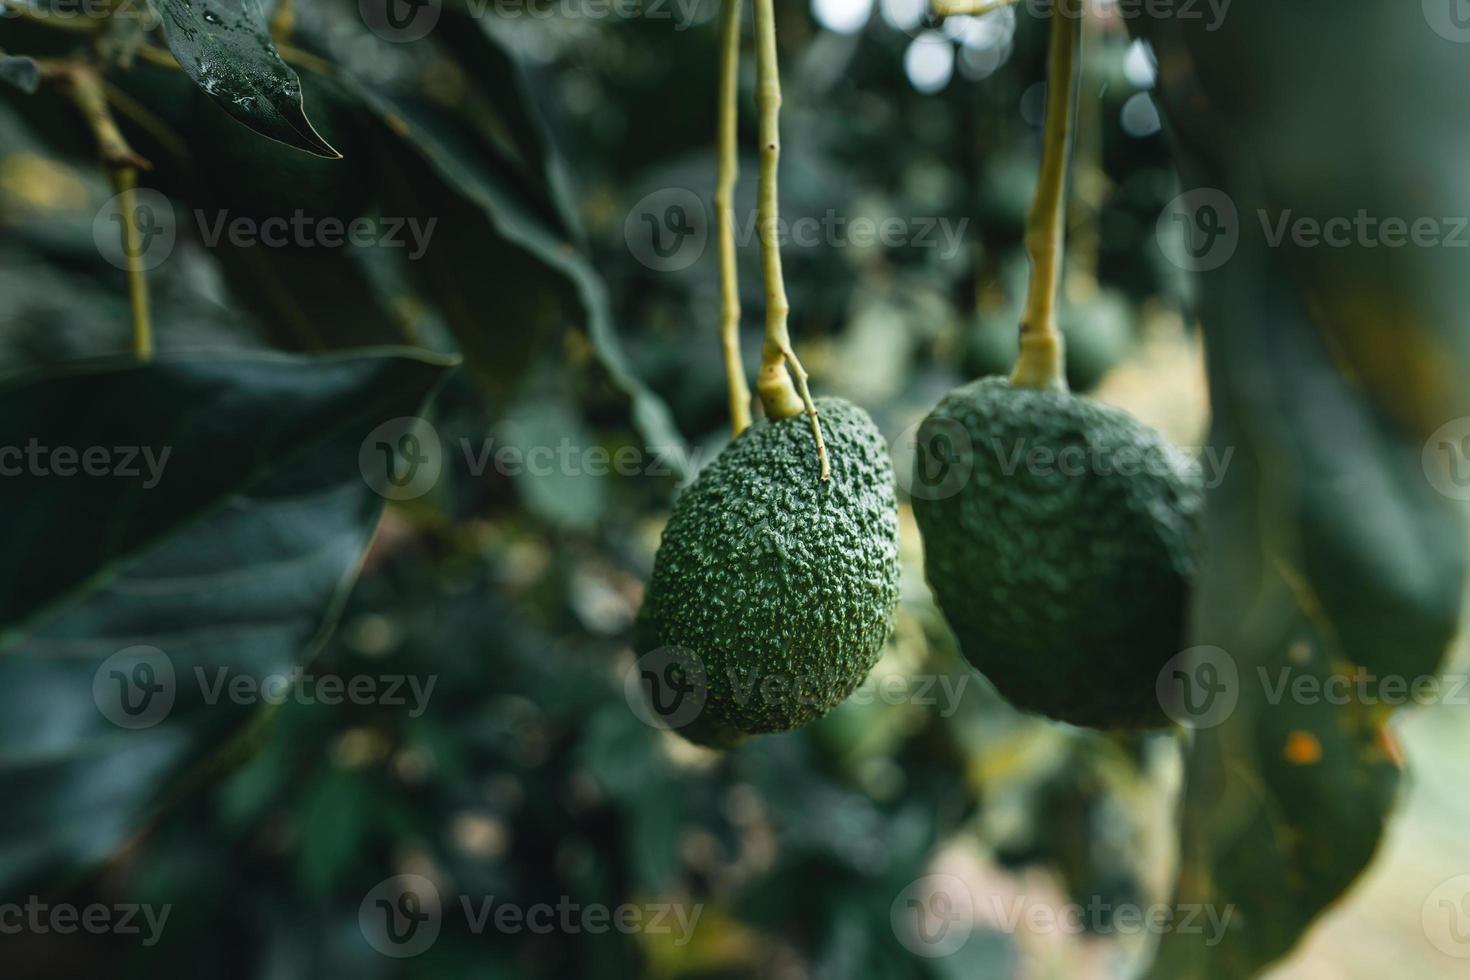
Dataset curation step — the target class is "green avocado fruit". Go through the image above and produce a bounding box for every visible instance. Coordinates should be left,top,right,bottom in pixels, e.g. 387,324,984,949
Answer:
637,397,901,747
911,377,1203,729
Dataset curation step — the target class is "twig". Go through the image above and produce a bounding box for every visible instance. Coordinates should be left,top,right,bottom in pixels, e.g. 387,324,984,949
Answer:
716,0,753,437
39,60,155,360
751,0,828,480
930,0,1020,16
111,166,154,359
1010,0,1079,391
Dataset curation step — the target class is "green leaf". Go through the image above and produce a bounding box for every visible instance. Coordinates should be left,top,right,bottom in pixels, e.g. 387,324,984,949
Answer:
333,75,687,477
0,349,453,892
1139,5,1470,975
144,0,339,158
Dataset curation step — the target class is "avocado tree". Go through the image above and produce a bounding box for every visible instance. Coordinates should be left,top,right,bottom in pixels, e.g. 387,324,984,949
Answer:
0,0,1466,977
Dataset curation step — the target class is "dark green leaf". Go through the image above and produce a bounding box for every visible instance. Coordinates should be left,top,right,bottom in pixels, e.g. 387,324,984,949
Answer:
340,79,688,477
1139,4,1470,975
144,0,339,158
0,349,452,892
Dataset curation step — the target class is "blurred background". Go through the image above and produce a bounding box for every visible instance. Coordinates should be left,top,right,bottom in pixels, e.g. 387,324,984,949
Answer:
2,0,1425,976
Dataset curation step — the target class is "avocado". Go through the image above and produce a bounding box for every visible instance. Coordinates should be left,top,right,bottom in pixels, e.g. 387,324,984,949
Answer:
637,397,901,747
912,377,1202,729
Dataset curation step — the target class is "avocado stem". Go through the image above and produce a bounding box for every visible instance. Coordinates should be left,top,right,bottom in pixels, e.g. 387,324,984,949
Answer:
753,0,829,480
113,167,154,361
1065,3,1103,306
40,61,155,360
1011,0,1080,392
717,0,754,438
930,0,1020,15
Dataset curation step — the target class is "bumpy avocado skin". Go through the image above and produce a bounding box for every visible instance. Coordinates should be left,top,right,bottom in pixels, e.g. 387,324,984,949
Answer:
913,377,1202,729
638,398,901,746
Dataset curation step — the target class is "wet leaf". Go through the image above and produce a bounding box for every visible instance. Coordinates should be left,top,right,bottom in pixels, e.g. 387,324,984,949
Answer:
145,0,339,158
